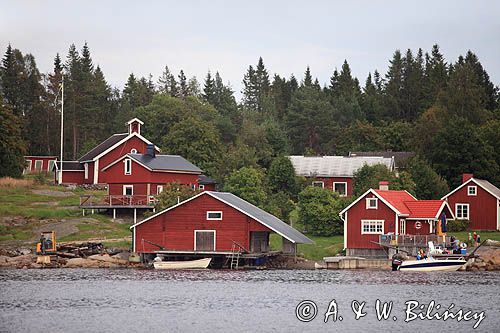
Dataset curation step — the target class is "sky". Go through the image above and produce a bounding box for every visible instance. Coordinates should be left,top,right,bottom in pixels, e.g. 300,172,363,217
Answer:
1,1,499,100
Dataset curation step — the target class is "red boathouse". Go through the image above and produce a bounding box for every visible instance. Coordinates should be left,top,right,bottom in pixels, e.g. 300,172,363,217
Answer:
442,174,500,231
24,156,57,174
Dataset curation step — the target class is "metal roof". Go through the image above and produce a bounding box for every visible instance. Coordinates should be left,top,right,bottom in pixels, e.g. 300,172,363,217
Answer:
474,179,500,200
79,133,128,162
207,192,313,244
349,151,415,168
55,161,84,171
128,153,202,173
198,174,217,185
288,155,394,177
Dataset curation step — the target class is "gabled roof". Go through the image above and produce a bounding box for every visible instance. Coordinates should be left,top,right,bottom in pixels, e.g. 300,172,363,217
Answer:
128,154,202,173
288,155,394,178
442,178,500,201
373,189,417,215
127,118,144,125
199,174,217,185
404,200,454,220
78,133,128,162
130,191,313,244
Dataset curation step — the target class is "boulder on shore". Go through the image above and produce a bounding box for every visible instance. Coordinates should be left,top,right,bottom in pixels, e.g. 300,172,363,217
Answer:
64,257,120,268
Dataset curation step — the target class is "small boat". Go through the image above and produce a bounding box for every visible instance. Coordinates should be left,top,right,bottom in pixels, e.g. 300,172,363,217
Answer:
153,257,212,270
395,257,466,272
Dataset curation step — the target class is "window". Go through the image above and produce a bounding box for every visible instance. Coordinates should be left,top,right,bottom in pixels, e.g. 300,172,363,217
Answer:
130,148,137,154
84,163,89,179
333,182,347,197
199,184,205,190
48,160,55,172
467,186,477,196
25,160,32,173
366,197,378,209
157,185,163,195
34,160,43,171
400,219,406,235
123,185,133,196
455,203,469,220
312,181,324,188
361,220,384,234
124,159,132,175
191,184,196,190
206,211,223,220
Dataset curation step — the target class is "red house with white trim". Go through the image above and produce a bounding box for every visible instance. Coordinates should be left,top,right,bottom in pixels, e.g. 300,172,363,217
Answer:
442,174,500,231
24,156,57,174
289,155,394,197
130,191,313,257
55,118,160,185
340,182,454,257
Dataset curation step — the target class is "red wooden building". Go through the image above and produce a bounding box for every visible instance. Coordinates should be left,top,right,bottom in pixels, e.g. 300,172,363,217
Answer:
442,174,500,231
130,191,313,258
24,156,57,174
55,118,160,185
289,155,394,197
340,182,454,257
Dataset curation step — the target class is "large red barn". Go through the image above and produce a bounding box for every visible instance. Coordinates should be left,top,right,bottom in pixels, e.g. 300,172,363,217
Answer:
442,174,500,231
130,191,313,256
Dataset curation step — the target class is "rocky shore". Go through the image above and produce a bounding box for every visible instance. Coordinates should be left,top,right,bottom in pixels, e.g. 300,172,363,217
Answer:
0,252,134,269
464,241,500,271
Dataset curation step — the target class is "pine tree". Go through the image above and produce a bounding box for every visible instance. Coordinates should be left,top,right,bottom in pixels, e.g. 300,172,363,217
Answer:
242,65,258,109
303,66,313,87
203,71,216,104
423,44,448,108
178,70,188,97
384,50,404,119
0,98,27,177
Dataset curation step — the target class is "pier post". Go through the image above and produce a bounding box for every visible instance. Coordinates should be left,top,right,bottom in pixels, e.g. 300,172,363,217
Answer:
113,209,116,220
134,208,137,224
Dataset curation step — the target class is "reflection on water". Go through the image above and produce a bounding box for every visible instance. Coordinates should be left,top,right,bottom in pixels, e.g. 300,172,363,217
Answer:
0,269,499,332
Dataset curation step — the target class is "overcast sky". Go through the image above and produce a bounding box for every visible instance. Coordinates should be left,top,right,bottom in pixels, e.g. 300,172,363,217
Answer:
1,1,499,99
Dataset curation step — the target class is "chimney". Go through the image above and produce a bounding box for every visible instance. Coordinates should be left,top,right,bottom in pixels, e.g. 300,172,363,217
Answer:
379,181,389,191
462,173,473,183
146,144,155,158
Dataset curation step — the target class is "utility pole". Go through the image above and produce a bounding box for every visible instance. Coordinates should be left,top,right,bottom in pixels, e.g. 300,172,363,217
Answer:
58,75,64,184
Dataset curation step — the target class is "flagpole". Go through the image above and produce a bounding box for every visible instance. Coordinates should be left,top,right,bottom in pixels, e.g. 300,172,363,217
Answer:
58,75,64,184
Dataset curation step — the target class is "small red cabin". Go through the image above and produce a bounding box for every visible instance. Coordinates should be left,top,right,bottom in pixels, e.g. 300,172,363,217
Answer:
340,182,454,257
130,191,313,255
442,174,500,231
24,156,57,174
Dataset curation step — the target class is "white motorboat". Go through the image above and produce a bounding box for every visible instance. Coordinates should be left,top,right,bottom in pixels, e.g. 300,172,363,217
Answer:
396,257,466,272
153,257,212,270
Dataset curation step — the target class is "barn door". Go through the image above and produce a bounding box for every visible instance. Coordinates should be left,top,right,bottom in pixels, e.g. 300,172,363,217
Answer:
195,231,215,251
250,232,269,253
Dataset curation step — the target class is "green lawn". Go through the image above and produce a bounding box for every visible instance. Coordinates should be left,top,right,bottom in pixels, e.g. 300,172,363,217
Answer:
270,233,344,261
448,231,500,243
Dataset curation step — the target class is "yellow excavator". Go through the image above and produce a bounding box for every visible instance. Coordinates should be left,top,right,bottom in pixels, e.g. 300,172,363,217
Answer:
36,231,56,265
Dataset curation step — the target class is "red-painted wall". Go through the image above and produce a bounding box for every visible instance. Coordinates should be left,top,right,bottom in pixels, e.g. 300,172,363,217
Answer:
446,182,499,230
404,220,431,235
200,184,216,191
104,158,199,196
312,177,353,196
346,192,397,249
60,171,84,184
24,156,57,173
97,136,160,184
135,194,272,253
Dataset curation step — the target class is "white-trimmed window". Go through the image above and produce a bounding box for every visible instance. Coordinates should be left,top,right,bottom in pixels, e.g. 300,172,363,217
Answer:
361,220,384,234
206,211,223,220
455,203,469,220
34,160,43,171
84,163,89,179
199,184,205,190
123,185,133,196
131,148,137,154
124,158,132,175
366,197,378,209
467,186,477,196
48,160,55,172
191,184,196,190
312,181,324,188
25,160,32,173
333,182,347,197
157,185,164,195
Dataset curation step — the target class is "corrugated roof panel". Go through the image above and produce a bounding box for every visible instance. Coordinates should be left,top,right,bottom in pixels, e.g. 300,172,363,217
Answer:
289,156,394,177
129,154,203,173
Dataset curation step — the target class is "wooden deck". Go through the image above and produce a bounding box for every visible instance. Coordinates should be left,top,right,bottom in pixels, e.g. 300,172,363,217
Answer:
79,195,156,209
379,234,451,247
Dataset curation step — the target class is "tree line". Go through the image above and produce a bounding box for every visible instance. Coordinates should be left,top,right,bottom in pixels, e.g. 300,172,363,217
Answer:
1,42,499,207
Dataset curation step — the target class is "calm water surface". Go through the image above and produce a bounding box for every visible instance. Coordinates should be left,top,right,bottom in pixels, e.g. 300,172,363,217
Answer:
0,268,499,332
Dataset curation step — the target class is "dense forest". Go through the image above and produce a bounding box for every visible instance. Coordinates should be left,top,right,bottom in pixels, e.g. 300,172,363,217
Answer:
0,42,499,233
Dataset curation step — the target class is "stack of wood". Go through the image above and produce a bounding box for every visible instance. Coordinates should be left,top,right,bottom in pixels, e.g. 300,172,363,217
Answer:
56,241,105,258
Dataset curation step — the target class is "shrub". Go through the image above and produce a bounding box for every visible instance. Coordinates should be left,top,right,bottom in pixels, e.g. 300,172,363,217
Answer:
447,219,469,232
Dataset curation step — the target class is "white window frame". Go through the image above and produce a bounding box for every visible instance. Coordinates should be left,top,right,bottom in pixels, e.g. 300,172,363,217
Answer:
194,230,216,252
25,160,32,173
199,184,205,190
312,181,324,188
333,182,347,197
399,219,406,235
84,163,89,179
455,203,469,220
124,158,132,175
123,185,134,196
191,184,196,190
467,186,477,196
206,211,223,220
34,160,43,171
157,185,164,195
366,197,378,209
48,160,55,173
130,148,137,154
361,220,384,235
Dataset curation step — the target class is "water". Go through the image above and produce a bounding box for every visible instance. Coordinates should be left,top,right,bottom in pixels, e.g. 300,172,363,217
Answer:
0,268,499,332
